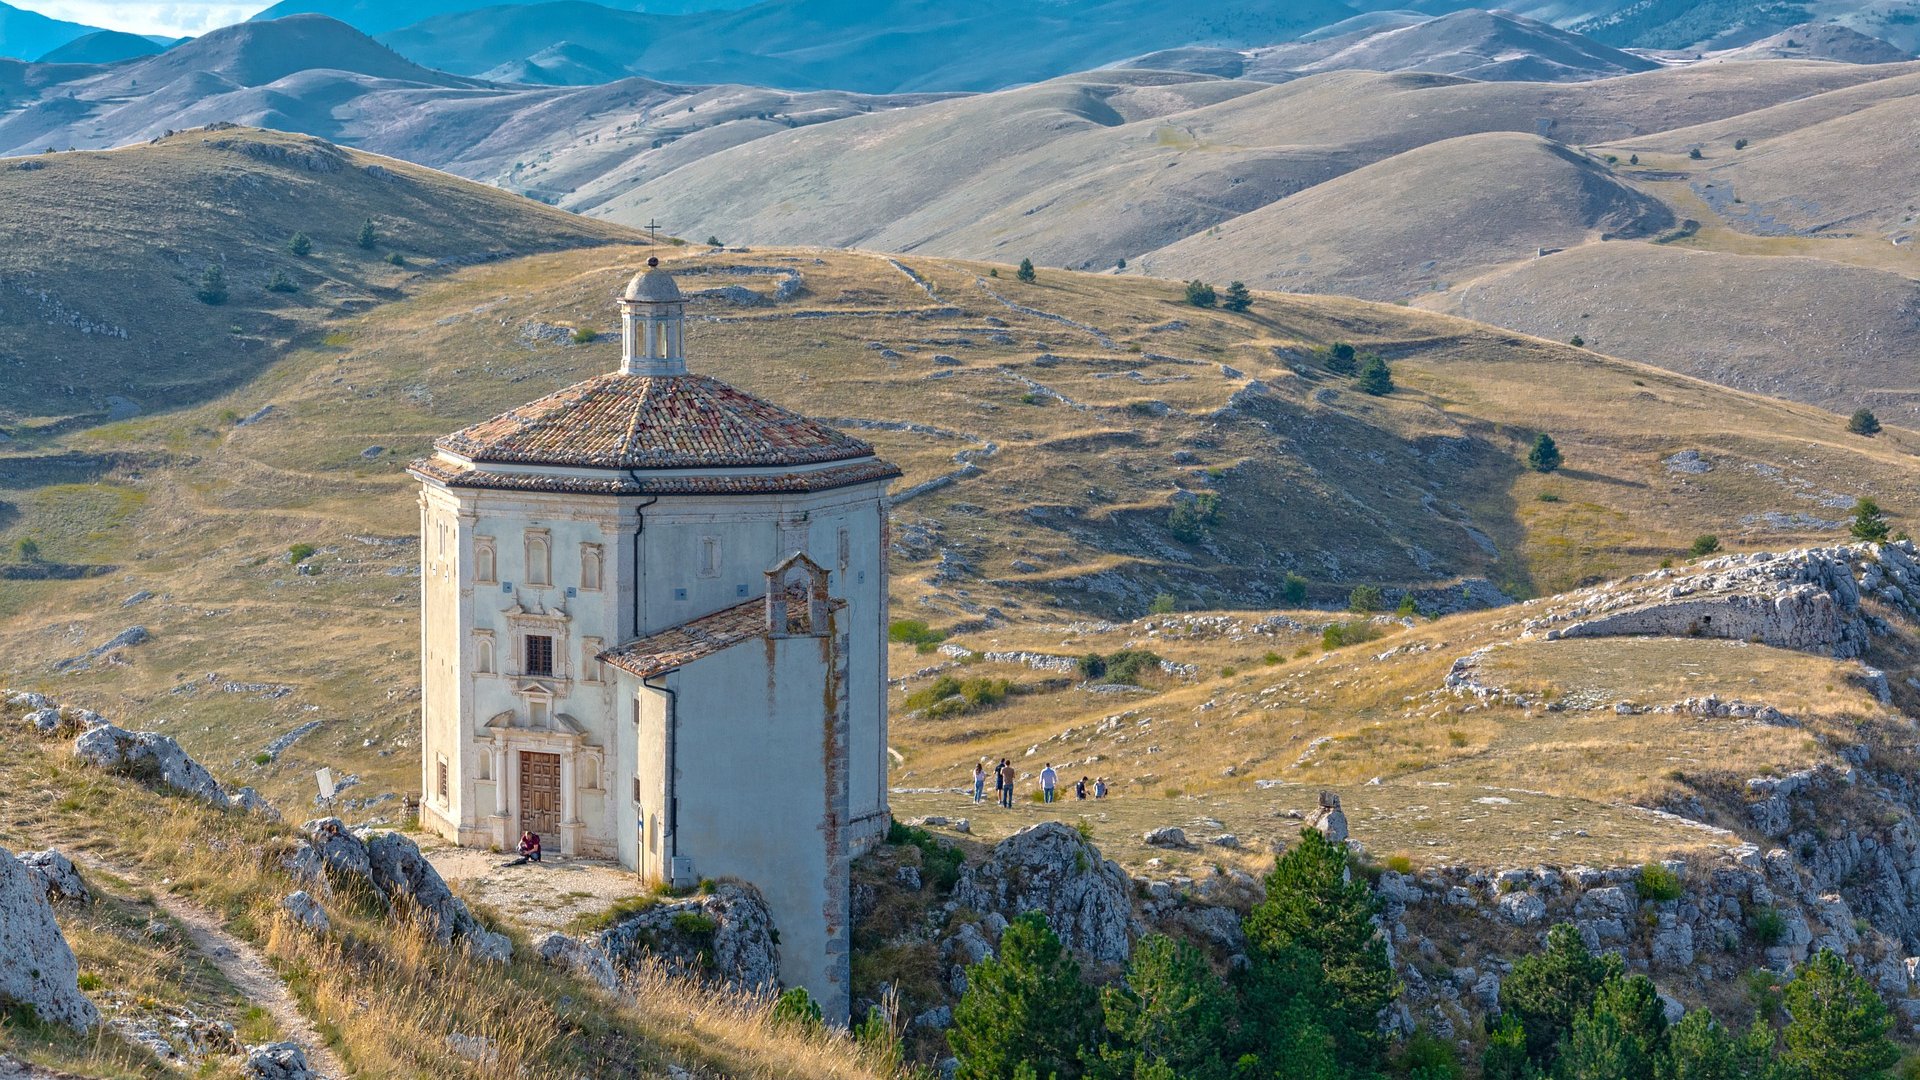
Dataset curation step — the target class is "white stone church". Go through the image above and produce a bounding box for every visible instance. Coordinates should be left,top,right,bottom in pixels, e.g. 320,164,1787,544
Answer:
411,258,896,1019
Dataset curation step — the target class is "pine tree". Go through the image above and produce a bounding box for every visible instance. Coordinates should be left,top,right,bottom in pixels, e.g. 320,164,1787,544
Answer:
1553,975,1669,1080
1781,949,1900,1080
1480,1014,1533,1080
1498,923,1623,1069
267,269,299,294
1357,354,1393,396
1280,574,1308,607
1848,409,1881,436
1016,258,1036,283
951,913,1102,1080
1323,343,1357,375
196,264,228,305
1850,498,1891,543
358,218,378,249
1221,281,1252,313
1232,944,1342,1080
1527,433,1563,474
1667,1010,1784,1080
1090,935,1232,1080
1243,828,1397,1068
289,231,313,257
1185,280,1217,308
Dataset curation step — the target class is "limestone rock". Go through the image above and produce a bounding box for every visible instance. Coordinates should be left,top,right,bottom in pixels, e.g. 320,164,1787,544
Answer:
231,786,281,821
1308,791,1349,844
73,723,230,809
279,891,329,934
1142,827,1188,849
537,930,619,989
19,849,89,904
588,883,780,994
953,821,1137,964
284,817,371,887
1498,891,1547,927
243,1042,315,1080
365,831,509,961
0,846,98,1031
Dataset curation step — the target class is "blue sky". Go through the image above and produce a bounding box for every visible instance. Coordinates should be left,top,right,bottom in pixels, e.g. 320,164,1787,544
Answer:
11,1,273,36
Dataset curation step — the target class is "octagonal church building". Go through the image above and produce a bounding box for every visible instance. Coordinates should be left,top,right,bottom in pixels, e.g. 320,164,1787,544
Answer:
411,258,897,1019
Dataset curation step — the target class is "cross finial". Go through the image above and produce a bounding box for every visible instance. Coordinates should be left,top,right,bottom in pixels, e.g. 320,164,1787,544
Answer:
645,219,661,244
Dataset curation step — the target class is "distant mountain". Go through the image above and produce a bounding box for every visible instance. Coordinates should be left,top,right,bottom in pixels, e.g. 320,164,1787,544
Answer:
1708,22,1913,64
478,41,636,85
0,0,104,61
1123,9,1659,83
36,30,166,65
253,0,755,36
382,0,1362,92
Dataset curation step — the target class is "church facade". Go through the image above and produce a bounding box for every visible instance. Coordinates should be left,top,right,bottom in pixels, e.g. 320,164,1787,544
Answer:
411,258,896,1019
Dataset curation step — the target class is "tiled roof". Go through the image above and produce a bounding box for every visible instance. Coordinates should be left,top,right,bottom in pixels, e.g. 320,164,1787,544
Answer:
408,456,901,497
599,598,769,679
435,372,877,470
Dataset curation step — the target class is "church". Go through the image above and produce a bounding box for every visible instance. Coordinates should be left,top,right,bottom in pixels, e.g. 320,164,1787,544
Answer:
411,257,897,1020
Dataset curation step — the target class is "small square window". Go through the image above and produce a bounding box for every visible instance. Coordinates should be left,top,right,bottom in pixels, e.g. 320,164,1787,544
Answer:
525,634,554,677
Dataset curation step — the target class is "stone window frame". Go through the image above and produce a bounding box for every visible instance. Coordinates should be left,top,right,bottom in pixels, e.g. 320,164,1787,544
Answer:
698,535,722,579
474,536,497,585
436,754,450,805
581,636,605,684
506,608,571,684
524,528,552,588
474,630,496,675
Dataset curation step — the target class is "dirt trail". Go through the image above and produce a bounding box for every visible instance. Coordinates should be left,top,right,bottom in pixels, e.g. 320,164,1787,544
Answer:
70,854,350,1079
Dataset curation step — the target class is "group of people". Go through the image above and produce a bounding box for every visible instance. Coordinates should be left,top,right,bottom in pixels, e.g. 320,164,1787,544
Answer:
973,760,1107,806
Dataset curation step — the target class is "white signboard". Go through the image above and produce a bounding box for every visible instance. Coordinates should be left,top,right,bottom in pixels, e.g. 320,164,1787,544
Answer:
316,767,336,801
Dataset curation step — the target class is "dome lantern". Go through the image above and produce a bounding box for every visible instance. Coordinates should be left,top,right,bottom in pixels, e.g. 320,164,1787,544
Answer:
619,256,686,376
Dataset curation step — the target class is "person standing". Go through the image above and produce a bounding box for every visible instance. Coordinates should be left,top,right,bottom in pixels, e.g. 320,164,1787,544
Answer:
972,761,987,803
1075,776,1088,800
1040,763,1058,804
1094,777,1108,799
999,760,1015,808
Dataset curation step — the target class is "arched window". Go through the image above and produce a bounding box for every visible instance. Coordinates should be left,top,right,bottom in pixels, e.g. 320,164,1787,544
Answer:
526,532,551,586
475,636,494,674
475,538,497,584
581,545,603,591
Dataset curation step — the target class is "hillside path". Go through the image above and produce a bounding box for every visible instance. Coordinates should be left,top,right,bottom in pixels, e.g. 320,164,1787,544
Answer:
70,853,350,1080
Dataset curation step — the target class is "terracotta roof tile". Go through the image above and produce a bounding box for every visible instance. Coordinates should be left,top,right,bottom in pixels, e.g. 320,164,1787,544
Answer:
408,456,901,496
598,598,770,679
436,372,875,470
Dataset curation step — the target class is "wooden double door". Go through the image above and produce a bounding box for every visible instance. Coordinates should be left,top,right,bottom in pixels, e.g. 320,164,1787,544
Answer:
519,751,562,836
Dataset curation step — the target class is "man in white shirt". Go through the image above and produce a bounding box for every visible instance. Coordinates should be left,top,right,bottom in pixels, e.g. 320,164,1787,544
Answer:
1040,763,1058,803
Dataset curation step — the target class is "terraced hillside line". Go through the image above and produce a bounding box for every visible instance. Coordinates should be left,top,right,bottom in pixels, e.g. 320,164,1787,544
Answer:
883,256,942,301
972,276,1117,348
69,854,349,1080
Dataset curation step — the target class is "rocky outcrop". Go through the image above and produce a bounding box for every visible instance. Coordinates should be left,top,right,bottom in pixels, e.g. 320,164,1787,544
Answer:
0,846,98,1031
536,930,619,990
1522,543,1920,660
1308,792,1349,844
280,891,329,934
243,1042,316,1080
952,822,1138,965
584,883,780,995
19,849,89,904
73,723,230,809
284,819,508,962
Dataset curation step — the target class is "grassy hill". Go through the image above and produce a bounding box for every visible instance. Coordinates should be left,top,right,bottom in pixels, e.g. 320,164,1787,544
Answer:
4,238,1919,825
0,126,636,430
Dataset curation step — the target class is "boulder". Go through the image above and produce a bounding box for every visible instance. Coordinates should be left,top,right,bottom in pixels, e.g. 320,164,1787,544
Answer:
952,822,1137,964
231,787,281,821
243,1042,315,1080
279,891,329,934
73,723,230,809
284,818,372,887
23,707,63,735
0,846,98,1031
537,930,619,989
365,831,510,961
1143,827,1188,849
1498,891,1547,927
19,849,89,904
586,883,780,994
1308,792,1348,844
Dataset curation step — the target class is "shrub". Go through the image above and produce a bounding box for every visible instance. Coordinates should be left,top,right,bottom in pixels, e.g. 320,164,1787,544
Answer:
570,327,596,344
1323,342,1357,375
951,913,1101,1080
1280,573,1308,606
358,218,378,249
1527,433,1562,473
14,537,40,562
197,264,228,305
771,987,823,1032
1221,281,1252,313
705,235,723,247
887,618,947,652
1263,651,1281,665
1395,593,1418,617
1734,138,1749,150
1091,934,1234,1080
1689,535,1721,558
1077,653,1107,680
1849,409,1881,436
288,232,313,257
1105,649,1163,685
1348,585,1384,613
1321,620,1382,651
1016,258,1036,283
671,912,718,936
1499,923,1624,1069
1167,493,1220,543
1689,147,1704,159
1851,497,1892,543
1148,593,1177,615
1630,154,1640,165
287,543,317,564
1750,905,1787,946
1184,280,1217,308
387,252,406,267
1356,354,1393,396
1637,862,1684,902
902,674,1012,716
267,270,298,294
1569,334,1585,347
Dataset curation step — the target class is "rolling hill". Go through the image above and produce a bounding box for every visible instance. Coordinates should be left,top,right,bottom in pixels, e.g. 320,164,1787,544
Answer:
0,126,636,429
35,29,167,64
0,0,102,62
